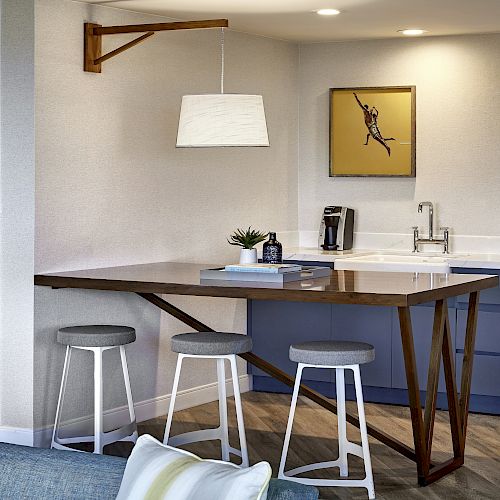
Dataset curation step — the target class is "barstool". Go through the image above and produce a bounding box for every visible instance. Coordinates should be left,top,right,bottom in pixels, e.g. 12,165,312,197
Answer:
278,340,376,499
51,325,138,454
163,332,252,467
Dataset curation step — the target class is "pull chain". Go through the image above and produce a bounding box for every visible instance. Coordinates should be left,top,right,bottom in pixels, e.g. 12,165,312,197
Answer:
220,27,225,94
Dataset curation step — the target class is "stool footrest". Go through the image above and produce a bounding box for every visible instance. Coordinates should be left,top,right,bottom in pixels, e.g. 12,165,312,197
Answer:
279,472,373,490
53,421,137,449
168,427,223,447
285,459,344,477
167,430,243,458
345,441,363,458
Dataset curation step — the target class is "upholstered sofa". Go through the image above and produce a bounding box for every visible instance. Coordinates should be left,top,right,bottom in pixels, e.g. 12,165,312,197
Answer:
0,442,318,499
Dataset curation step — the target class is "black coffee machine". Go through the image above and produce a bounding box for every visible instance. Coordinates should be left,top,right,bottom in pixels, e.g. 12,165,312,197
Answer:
318,206,355,250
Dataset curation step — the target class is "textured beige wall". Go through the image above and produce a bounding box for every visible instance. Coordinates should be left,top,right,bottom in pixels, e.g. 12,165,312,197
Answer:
34,0,299,432
0,0,36,432
35,1,299,272
298,35,500,236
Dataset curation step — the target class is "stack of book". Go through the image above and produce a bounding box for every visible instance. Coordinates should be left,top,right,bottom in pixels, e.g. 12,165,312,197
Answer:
200,263,331,283
224,263,302,274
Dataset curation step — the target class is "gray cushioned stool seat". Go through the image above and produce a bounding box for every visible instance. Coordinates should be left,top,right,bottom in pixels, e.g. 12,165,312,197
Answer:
57,325,136,348
171,332,252,356
290,340,375,366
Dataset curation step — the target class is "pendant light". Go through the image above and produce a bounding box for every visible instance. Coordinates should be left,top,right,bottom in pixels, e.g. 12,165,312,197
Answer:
176,28,269,147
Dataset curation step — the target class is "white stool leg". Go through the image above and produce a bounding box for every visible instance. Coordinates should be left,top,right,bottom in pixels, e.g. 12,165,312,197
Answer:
353,365,375,500
51,346,72,449
164,354,184,444
229,355,249,467
278,363,304,479
120,346,138,442
93,347,104,454
217,358,230,461
336,367,349,477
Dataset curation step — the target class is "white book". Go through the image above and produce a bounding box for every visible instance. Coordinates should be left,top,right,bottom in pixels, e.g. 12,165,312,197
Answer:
224,263,302,274
200,265,331,284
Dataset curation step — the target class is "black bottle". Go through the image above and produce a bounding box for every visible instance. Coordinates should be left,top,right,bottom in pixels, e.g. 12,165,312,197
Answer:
262,232,282,264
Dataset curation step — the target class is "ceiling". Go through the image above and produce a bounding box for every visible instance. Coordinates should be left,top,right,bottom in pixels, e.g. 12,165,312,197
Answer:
83,0,500,42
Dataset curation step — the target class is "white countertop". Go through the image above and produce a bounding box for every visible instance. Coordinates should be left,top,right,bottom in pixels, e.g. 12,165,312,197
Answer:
278,247,500,270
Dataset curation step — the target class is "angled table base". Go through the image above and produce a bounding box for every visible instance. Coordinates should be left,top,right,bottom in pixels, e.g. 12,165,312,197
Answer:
36,263,495,486
138,291,480,487
397,292,479,485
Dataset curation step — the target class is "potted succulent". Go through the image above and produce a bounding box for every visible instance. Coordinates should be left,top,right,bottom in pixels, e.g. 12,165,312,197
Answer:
228,227,269,264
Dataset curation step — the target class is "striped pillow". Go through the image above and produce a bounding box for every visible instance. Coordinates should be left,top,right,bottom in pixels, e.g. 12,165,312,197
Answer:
116,434,271,500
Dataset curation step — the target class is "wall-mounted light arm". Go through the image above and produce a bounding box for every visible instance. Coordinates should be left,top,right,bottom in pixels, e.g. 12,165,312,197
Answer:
84,19,229,73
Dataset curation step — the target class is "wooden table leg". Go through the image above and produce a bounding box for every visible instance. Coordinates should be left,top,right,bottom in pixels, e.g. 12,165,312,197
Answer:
138,292,480,487
398,293,480,486
441,302,464,458
398,306,427,478
459,291,480,451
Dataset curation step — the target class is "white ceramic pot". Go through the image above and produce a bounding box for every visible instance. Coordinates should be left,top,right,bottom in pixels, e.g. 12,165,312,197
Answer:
239,248,258,264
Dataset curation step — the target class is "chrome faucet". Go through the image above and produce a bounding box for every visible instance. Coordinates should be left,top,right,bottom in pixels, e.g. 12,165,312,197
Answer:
418,201,433,240
413,201,449,253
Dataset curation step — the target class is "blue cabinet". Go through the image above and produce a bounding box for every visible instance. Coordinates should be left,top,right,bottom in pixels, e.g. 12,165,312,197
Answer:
249,300,333,382
248,299,393,398
248,260,394,399
331,304,392,388
453,267,500,410
247,263,500,414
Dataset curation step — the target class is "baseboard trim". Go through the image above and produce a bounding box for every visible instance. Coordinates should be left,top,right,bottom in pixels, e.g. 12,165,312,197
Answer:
28,374,252,448
0,427,34,447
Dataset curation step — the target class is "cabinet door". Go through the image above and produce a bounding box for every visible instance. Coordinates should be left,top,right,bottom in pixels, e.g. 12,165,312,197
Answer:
392,304,456,393
456,308,500,354
248,300,333,381
456,353,500,397
331,304,392,388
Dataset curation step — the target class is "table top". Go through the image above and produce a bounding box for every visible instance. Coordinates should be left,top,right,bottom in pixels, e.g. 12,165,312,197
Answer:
34,261,499,306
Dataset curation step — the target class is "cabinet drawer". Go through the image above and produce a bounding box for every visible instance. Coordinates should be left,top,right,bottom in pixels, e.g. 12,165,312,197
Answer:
456,353,500,397
457,309,500,353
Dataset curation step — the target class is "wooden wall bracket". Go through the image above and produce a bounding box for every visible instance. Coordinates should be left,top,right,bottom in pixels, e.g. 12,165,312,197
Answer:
84,18,229,73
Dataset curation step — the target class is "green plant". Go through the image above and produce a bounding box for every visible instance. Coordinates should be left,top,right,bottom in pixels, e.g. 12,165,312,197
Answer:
227,227,269,249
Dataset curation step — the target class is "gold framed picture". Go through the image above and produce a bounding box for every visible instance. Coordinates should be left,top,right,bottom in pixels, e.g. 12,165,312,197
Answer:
329,86,416,177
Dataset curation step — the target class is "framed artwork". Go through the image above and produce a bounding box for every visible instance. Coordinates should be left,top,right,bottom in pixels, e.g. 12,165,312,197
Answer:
329,86,416,177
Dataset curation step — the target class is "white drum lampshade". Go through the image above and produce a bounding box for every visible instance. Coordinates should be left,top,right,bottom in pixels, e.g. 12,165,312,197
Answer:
176,94,269,147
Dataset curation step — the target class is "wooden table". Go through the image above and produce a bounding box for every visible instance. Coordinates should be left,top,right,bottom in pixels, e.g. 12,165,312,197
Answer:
35,262,498,486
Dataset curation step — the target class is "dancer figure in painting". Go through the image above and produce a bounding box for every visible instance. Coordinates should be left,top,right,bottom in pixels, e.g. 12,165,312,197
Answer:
353,92,395,156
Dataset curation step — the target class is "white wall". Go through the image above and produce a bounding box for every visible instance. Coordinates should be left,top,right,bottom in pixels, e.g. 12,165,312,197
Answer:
0,0,36,439
33,0,299,436
298,35,500,239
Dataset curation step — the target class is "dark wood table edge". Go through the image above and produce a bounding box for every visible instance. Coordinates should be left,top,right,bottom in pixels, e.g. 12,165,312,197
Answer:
34,273,498,307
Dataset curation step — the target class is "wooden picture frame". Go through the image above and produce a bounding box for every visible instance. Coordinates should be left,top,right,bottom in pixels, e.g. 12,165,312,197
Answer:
329,86,416,177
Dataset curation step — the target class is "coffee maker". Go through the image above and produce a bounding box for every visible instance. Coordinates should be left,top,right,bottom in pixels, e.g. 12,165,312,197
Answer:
318,206,354,250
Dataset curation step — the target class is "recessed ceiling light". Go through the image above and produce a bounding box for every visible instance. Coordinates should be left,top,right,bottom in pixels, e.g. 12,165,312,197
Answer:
316,9,341,16
398,29,427,36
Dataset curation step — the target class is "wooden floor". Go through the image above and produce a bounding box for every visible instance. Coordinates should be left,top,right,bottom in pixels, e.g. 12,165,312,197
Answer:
106,391,500,499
